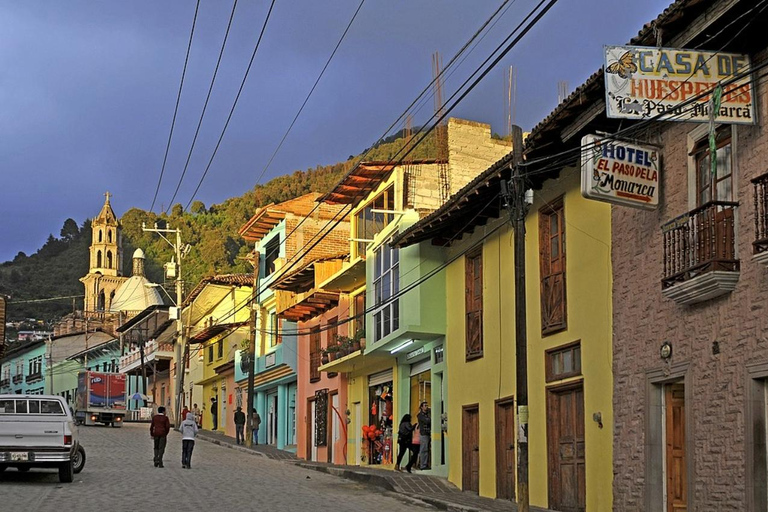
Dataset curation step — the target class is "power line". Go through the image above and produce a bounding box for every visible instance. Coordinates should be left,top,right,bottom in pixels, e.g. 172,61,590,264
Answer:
183,0,278,212
254,0,367,189
149,0,201,213
9,295,85,304
165,0,241,213
209,0,562,327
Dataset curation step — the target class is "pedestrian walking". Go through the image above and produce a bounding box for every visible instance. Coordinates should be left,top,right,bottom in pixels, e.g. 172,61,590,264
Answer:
417,401,431,470
252,409,261,445
234,406,246,445
193,403,201,427
210,396,218,431
394,414,417,473
149,406,171,468
180,411,198,469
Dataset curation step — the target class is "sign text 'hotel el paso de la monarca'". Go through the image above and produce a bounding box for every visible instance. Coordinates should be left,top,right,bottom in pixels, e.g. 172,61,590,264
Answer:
603,45,755,124
581,135,659,210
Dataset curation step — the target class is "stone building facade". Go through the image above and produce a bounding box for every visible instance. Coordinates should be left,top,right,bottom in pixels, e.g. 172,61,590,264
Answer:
609,3,768,510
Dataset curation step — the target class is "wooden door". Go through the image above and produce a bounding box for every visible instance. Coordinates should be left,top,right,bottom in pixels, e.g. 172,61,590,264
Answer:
328,391,338,463
306,398,314,460
495,399,515,500
666,384,687,512
462,405,480,493
547,384,586,512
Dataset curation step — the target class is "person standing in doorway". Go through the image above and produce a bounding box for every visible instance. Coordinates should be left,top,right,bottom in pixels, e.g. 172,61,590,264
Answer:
150,406,171,468
417,401,431,470
252,409,261,445
180,411,198,468
210,396,218,431
234,406,246,445
192,403,201,427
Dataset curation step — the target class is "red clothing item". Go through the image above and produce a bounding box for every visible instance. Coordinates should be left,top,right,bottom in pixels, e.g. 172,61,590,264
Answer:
150,414,171,438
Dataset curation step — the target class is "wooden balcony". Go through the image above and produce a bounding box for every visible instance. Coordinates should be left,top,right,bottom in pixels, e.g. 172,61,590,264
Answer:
753,172,768,265
661,201,739,304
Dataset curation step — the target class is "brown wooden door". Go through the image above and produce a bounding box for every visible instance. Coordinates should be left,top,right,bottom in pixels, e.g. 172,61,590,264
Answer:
495,399,515,500
666,384,687,512
547,384,586,512
462,405,480,493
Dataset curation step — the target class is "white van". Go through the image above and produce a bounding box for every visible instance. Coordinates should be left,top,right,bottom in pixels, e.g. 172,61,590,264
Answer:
0,394,78,482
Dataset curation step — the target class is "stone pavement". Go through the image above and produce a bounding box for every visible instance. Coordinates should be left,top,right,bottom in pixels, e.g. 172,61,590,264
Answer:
193,426,554,512
0,422,434,512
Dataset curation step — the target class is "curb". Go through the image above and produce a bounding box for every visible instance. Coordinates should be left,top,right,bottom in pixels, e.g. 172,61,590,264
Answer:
295,462,396,492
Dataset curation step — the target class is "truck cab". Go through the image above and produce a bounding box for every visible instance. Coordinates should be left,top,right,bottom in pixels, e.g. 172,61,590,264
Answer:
0,394,78,482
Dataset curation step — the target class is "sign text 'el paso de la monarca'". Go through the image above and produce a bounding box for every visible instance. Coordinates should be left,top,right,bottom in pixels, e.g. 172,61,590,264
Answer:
581,135,659,210
604,45,754,124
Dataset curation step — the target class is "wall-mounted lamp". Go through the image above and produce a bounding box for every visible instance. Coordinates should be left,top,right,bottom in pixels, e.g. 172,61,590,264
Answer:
660,341,672,360
592,412,603,429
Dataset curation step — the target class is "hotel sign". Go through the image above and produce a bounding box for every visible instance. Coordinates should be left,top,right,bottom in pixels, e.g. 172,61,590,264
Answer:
604,45,755,124
581,135,659,209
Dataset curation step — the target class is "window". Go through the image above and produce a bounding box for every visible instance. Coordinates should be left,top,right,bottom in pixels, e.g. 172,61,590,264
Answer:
465,246,483,360
98,230,102,242
269,312,281,347
353,293,366,335
208,344,214,363
217,340,224,359
539,198,567,335
373,243,399,341
326,317,338,348
309,327,321,383
355,186,396,257
546,342,581,382
108,229,112,243
264,235,280,277
97,250,102,268
694,127,733,205
107,250,113,269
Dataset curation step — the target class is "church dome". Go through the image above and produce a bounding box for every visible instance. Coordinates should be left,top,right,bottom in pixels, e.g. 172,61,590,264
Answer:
109,247,163,313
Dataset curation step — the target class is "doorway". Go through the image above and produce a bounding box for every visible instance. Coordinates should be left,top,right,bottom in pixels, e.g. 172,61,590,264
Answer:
329,391,339,463
665,383,686,512
462,404,480,493
308,398,318,461
495,397,515,500
267,391,278,445
547,383,586,512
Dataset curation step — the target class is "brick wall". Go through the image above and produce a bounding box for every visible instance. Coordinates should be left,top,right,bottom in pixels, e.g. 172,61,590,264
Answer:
447,117,511,194
283,215,350,272
612,77,768,509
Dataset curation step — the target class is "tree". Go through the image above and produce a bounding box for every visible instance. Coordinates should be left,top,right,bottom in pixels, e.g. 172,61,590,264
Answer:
190,201,206,214
60,218,80,241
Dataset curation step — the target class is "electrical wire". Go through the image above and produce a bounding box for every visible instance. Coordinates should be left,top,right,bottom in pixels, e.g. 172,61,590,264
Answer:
165,0,241,213
149,0,201,213
183,0,278,211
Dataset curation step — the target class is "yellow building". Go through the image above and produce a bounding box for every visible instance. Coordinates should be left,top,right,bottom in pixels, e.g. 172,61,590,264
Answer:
181,274,253,436
394,155,613,510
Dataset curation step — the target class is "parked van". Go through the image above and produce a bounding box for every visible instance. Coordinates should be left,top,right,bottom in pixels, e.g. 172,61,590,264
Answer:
0,394,79,482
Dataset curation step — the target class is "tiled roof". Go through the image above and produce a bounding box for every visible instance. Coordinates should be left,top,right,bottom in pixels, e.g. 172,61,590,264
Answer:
238,193,347,242
182,274,254,308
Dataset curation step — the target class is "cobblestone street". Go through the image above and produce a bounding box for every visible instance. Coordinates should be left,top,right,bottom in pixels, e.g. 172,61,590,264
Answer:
0,423,434,512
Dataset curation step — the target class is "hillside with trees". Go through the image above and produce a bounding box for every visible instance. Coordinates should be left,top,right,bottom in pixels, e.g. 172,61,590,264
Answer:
0,129,439,323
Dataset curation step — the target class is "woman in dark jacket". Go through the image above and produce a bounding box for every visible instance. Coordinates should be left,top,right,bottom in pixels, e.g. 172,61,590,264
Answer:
395,414,418,472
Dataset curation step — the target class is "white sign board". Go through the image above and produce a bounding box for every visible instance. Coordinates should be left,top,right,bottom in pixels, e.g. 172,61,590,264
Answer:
604,45,754,124
581,135,660,209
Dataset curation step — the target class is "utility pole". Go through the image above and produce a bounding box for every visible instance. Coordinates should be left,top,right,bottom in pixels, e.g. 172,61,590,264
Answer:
502,125,529,511
142,222,186,425
246,251,260,448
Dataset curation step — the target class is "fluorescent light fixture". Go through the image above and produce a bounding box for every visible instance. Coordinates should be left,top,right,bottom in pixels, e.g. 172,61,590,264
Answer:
390,340,414,354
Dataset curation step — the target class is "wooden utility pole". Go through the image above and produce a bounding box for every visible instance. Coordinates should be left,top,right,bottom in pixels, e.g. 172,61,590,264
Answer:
503,125,529,511
245,251,260,448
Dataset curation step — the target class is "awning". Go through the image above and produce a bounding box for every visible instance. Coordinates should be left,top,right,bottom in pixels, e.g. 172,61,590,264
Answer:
188,322,248,344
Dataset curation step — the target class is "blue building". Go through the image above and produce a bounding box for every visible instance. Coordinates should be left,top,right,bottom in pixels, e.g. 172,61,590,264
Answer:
1,340,47,395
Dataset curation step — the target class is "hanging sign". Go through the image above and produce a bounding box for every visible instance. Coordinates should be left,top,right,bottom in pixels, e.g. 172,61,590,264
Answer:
581,134,660,209
604,45,754,124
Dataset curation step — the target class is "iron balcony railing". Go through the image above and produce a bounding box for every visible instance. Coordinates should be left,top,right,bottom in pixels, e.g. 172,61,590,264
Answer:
25,371,43,383
662,201,739,288
12,375,23,384
753,172,768,254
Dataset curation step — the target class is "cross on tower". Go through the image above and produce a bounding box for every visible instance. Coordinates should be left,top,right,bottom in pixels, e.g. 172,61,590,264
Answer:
104,191,112,203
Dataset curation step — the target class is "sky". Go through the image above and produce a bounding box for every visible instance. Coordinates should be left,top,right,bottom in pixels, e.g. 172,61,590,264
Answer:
0,0,672,263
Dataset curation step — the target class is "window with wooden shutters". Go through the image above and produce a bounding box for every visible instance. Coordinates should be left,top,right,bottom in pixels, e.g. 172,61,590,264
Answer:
465,246,483,360
309,326,321,383
539,198,566,335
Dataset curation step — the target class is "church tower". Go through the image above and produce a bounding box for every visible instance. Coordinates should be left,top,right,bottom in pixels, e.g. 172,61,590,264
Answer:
80,192,128,312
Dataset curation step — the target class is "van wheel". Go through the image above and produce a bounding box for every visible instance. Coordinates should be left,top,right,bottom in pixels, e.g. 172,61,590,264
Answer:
58,461,74,483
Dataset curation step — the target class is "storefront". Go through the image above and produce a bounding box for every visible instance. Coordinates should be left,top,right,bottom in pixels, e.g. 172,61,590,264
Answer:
366,369,394,465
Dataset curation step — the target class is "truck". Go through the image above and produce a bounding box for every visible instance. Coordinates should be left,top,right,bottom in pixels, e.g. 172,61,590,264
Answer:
74,371,126,427
0,394,79,482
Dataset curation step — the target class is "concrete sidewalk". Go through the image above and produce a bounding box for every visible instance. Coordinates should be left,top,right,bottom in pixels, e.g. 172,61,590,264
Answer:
195,429,554,512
